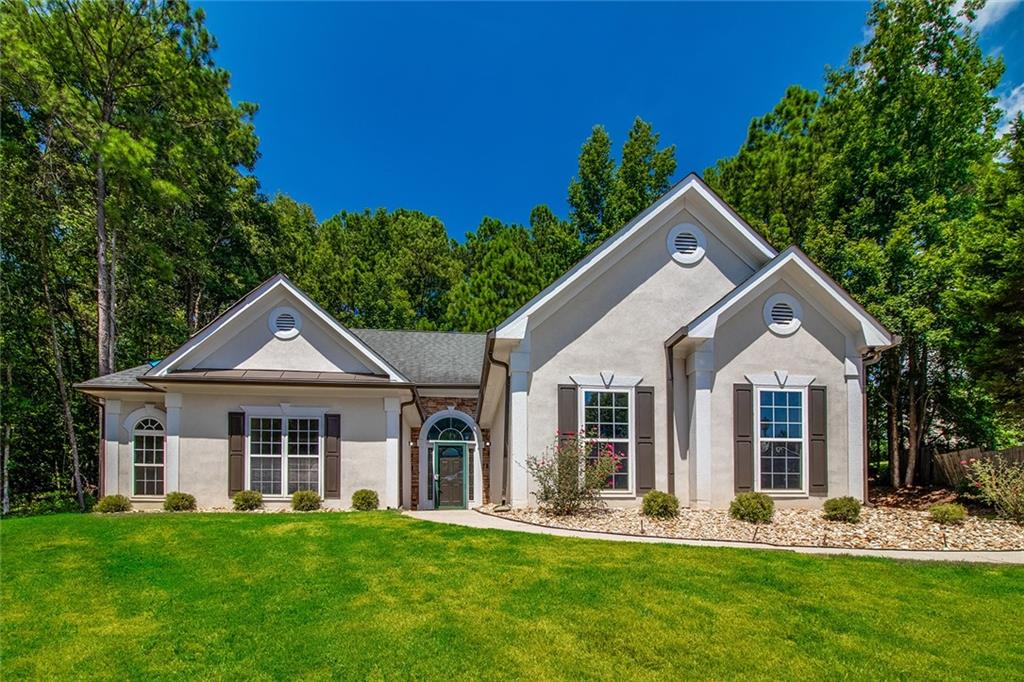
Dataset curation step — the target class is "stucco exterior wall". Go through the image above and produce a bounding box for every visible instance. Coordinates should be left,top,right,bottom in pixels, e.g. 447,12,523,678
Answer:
111,391,391,509
524,206,754,503
710,281,851,508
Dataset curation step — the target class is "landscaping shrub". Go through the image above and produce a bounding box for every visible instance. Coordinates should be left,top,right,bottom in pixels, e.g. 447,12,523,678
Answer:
232,490,263,511
526,431,620,515
641,490,679,519
929,503,967,525
291,490,322,511
95,494,132,513
729,492,774,524
823,496,861,523
10,490,95,516
351,489,379,511
965,458,1024,523
163,492,197,512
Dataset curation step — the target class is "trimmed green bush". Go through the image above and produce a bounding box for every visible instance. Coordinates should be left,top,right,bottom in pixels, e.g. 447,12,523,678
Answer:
823,496,862,523
729,492,774,524
929,502,967,525
163,491,197,512
232,490,263,511
95,494,132,513
351,489,379,511
641,490,679,519
291,490,322,512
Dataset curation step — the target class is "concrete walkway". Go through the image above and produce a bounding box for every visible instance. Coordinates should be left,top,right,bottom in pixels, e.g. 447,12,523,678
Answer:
404,509,1024,564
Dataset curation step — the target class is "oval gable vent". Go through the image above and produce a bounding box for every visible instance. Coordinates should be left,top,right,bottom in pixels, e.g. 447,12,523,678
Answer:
674,231,699,256
666,224,707,265
269,307,301,339
770,302,794,326
275,312,296,332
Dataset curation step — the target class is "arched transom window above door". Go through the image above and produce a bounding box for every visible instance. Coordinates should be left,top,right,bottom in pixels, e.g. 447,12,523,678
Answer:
427,415,473,441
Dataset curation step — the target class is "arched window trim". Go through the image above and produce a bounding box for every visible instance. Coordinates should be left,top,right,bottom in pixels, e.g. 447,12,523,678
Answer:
132,416,166,497
426,415,474,442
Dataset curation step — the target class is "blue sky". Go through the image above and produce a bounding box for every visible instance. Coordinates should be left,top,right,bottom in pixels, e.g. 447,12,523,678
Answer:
199,1,1024,239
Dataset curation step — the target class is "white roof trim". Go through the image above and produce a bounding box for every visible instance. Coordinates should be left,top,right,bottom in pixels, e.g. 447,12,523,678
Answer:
149,275,409,382
494,173,777,339
685,247,895,350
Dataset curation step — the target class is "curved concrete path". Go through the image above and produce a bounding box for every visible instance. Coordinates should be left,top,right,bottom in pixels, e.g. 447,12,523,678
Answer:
405,509,1024,564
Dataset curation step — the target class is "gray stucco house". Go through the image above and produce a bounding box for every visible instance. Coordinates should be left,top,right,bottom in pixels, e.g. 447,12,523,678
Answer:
77,174,897,510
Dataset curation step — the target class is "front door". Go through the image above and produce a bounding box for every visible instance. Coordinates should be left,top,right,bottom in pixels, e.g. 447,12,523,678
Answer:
435,443,466,508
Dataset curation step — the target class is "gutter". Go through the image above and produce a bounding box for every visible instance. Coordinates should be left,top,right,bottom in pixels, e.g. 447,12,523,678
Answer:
663,327,689,497
482,331,512,507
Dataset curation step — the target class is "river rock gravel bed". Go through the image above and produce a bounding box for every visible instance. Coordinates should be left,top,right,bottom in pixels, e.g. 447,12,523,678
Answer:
486,505,1024,551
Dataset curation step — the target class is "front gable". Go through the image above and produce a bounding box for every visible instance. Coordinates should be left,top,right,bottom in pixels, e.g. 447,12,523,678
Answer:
150,275,408,381
495,173,777,341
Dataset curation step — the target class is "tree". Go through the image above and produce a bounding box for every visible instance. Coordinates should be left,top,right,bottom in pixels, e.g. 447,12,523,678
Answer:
444,218,544,332
529,204,581,286
568,118,676,248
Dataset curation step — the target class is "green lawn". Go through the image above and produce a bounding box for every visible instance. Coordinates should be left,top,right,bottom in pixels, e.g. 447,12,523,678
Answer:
1,513,1021,680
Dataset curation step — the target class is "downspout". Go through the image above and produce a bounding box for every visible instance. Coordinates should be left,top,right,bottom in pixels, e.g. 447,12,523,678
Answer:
664,330,688,497
484,332,512,508
398,389,417,509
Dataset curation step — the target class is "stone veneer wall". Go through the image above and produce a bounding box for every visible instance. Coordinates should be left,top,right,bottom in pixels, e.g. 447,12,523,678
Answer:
410,396,489,510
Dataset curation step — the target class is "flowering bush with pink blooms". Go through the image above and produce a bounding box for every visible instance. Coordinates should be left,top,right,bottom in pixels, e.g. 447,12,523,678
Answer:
965,457,1024,524
526,431,620,515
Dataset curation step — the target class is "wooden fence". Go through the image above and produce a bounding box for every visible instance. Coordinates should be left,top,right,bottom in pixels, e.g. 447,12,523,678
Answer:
933,446,1024,487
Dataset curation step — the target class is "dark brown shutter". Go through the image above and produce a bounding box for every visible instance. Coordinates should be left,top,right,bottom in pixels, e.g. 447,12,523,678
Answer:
809,386,828,496
228,411,245,496
324,414,341,499
635,385,655,494
733,385,754,493
557,384,578,445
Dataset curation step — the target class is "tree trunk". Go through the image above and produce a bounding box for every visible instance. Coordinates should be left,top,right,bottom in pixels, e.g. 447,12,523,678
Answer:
108,226,117,372
888,354,902,488
96,154,113,378
2,366,11,515
43,276,86,511
904,341,927,488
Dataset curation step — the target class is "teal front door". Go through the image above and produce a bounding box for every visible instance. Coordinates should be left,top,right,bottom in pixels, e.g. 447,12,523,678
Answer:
434,442,467,509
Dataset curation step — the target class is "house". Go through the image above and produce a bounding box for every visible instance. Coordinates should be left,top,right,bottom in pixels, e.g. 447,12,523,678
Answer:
76,174,897,511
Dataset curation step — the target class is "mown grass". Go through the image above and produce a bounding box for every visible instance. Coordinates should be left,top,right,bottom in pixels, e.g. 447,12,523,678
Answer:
1,512,1021,680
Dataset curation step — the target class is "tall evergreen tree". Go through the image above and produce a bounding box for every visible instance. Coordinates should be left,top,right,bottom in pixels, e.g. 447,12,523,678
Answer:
568,126,615,245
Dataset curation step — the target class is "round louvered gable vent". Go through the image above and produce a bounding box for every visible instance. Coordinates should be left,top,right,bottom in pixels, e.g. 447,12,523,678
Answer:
666,224,707,265
763,294,802,335
268,307,301,339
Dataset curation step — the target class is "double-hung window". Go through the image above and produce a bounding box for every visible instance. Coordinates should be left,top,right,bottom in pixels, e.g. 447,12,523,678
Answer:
756,389,806,493
581,389,631,491
248,417,321,496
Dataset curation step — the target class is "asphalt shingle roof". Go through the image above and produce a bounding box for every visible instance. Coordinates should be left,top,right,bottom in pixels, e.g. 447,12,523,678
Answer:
351,329,486,385
77,330,487,389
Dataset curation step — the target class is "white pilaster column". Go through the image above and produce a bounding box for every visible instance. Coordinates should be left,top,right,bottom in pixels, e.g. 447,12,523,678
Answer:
845,353,866,502
384,398,401,508
687,341,714,508
164,394,182,494
104,400,122,496
509,348,531,507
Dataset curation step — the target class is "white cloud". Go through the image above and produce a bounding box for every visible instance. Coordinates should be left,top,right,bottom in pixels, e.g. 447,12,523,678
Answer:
998,84,1024,136
966,0,1021,31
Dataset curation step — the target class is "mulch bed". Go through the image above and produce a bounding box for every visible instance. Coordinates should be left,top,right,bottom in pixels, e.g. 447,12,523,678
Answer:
489,504,1024,551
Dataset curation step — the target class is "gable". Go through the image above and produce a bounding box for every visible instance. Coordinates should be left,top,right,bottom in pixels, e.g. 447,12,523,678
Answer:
495,173,777,340
150,275,408,381
682,247,896,352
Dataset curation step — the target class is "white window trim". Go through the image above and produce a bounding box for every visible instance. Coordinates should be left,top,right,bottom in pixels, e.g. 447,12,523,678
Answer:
418,409,483,510
578,386,635,497
753,385,809,497
244,411,325,499
131,417,166,499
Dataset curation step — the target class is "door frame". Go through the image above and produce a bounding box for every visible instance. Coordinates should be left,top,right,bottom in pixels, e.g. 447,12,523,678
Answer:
433,441,467,509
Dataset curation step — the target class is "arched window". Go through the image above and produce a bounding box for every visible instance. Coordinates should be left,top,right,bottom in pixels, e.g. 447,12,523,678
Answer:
427,416,473,442
133,418,165,496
